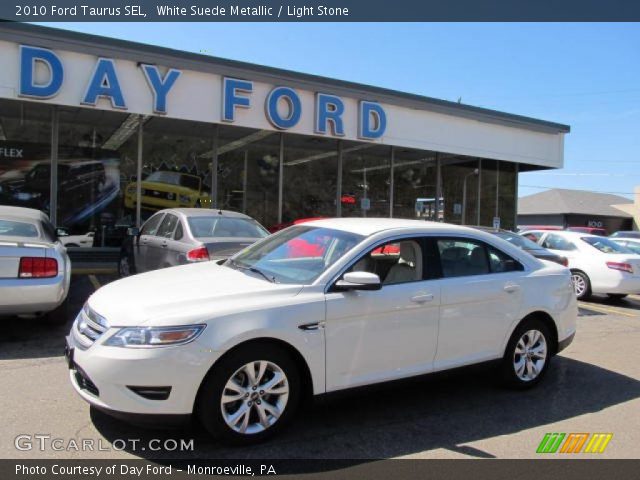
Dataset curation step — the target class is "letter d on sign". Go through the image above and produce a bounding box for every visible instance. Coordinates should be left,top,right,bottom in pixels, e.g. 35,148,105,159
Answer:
19,46,64,99
359,101,387,140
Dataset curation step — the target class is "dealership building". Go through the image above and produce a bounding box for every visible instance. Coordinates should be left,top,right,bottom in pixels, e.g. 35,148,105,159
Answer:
0,23,570,249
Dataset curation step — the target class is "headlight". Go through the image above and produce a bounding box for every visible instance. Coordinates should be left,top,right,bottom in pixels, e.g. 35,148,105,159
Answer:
126,185,136,194
179,194,190,203
103,325,205,348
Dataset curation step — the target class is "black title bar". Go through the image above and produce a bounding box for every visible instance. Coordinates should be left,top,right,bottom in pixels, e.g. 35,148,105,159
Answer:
3,0,640,21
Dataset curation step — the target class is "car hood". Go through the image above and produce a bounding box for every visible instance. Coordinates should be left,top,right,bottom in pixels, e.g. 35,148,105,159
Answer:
87,261,303,328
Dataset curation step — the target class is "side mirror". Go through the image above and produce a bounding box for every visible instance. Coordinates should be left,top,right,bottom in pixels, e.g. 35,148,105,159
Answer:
56,227,69,237
335,271,382,291
127,227,140,236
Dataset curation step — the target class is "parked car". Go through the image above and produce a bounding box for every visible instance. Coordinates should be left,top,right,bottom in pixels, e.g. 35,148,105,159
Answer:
474,227,567,266
67,218,577,444
57,229,95,248
118,208,268,277
124,171,211,212
519,229,640,300
611,238,640,255
0,206,71,324
516,225,562,233
610,231,640,240
566,226,607,236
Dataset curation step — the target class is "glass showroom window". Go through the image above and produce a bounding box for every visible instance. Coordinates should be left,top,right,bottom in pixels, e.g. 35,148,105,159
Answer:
216,126,280,231
0,99,53,219
282,134,338,226
341,143,391,218
141,116,215,221
393,149,438,220
441,155,479,225
57,107,138,247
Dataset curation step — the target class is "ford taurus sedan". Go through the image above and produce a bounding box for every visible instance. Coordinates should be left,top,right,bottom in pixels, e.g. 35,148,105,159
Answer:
0,206,71,324
66,218,577,444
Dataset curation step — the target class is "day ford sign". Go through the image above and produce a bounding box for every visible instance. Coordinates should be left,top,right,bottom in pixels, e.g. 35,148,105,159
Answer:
18,45,387,140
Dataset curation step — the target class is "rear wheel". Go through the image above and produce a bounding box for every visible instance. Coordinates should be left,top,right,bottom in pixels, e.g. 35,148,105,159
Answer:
571,270,591,300
607,294,628,300
197,343,301,445
500,318,552,389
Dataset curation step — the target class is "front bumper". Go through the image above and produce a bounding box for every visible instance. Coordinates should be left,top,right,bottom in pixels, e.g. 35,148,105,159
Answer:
66,331,220,416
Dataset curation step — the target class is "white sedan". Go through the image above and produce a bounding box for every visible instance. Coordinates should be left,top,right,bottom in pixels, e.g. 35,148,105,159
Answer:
520,230,640,300
67,218,577,444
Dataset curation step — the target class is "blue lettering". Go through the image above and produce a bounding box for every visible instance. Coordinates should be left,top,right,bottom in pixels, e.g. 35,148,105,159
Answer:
222,78,253,122
315,93,345,136
266,87,301,130
19,45,64,99
359,101,387,139
141,65,181,114
82,58,127,109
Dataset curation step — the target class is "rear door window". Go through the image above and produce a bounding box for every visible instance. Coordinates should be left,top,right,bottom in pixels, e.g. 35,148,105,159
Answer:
437,239,490,277
542,234,576,251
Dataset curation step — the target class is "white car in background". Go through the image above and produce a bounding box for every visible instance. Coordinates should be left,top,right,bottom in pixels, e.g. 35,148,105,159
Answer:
520,230,640,300
58,230,95,248
67,218,577,444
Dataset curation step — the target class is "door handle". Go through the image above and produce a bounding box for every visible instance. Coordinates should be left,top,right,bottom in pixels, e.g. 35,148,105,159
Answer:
410,293,434,304
161,242,168,248
504,283,520,293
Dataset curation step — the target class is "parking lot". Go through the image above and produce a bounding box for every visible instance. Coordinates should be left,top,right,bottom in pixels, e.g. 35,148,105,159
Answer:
1,274,640,460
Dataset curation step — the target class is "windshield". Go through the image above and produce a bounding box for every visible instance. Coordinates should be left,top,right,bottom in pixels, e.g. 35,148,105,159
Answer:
0,219,39,238
581,236,632,254
228,226,364,284
494,232,545,251
146,171,201,190
187,217,268,239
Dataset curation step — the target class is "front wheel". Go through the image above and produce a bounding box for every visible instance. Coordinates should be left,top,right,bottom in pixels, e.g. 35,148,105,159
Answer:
571,270,591,300
197,343,301,445
500,318,552,389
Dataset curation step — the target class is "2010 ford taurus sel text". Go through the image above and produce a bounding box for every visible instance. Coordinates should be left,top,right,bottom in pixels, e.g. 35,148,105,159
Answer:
66,218,577,444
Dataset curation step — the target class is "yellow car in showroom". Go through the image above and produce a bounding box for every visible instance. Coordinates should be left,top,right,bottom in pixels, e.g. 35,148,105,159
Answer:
124,171,211,211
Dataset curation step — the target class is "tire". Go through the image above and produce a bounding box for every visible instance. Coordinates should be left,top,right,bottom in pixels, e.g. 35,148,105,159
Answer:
43,297,69,326
570,270,591,300
500,318,552,389
118,253,136,278
197,343,301,445
607,294,628,300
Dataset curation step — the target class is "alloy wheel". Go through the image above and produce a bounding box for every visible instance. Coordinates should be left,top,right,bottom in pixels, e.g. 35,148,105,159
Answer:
571,273,586,297
220,360,289,435
513,329,547,382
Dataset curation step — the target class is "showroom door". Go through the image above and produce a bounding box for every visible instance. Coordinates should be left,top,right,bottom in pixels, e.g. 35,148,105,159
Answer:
324,238,441,391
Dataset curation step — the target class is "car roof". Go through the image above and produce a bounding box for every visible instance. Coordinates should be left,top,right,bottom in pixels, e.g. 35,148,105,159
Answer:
523,229,599,240
161,208,254,220
300,217,486,236
0,206,48,222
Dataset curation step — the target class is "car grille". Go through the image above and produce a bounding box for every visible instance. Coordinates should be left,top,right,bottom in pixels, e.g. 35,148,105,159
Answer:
73,304,109,349
142,188,174,201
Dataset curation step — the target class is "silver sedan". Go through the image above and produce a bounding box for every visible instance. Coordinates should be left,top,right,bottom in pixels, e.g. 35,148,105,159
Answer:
0,206,71,324
118,208,269,276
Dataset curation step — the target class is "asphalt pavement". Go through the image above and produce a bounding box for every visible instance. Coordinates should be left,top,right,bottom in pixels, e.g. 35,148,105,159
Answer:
1,275,639,460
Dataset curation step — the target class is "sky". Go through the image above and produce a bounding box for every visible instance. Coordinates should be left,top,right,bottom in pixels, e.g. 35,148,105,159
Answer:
37,22,640,199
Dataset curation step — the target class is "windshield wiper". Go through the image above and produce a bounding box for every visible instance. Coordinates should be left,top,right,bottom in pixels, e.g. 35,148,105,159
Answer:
228,259,276,283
